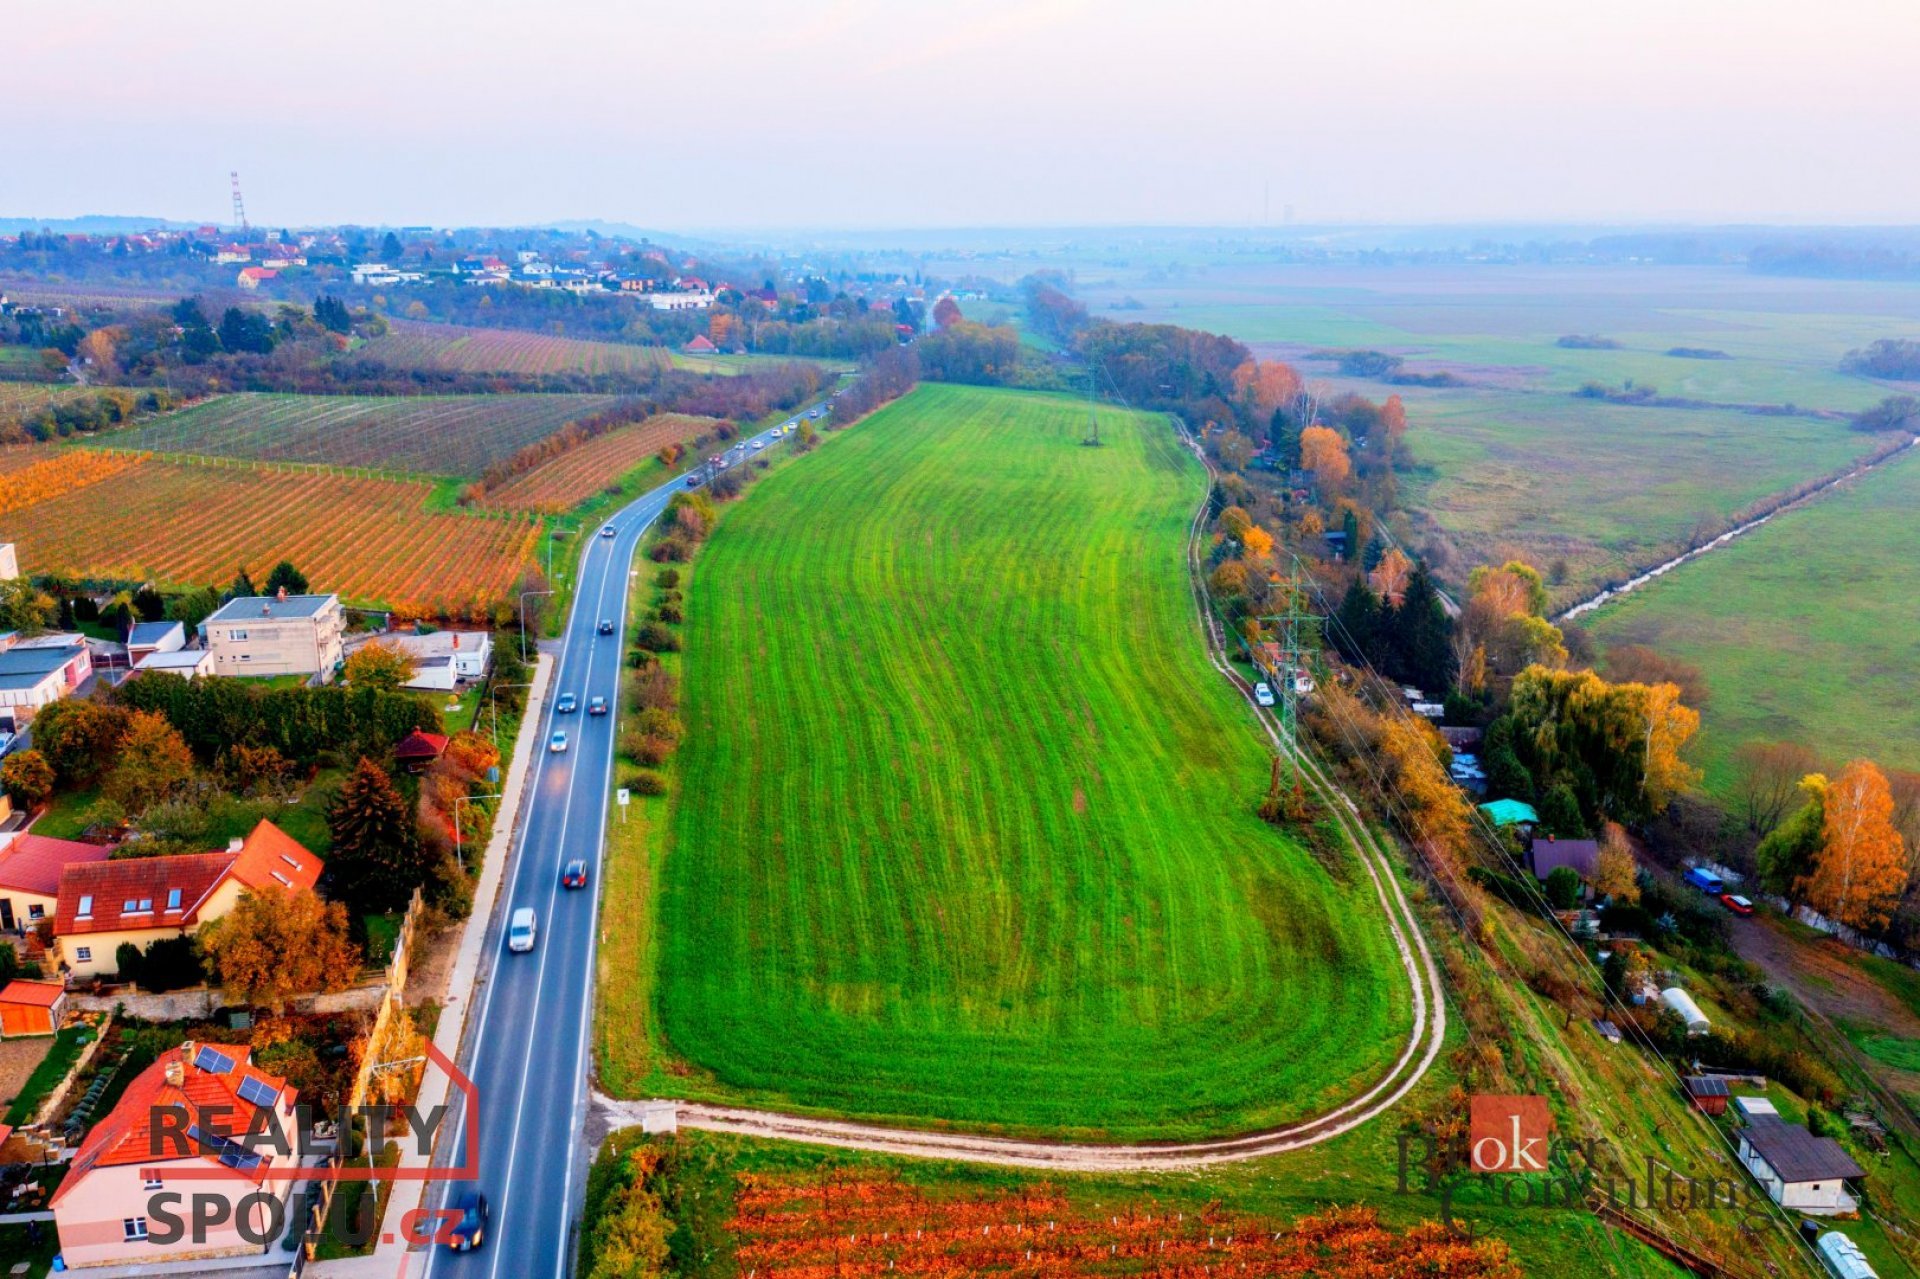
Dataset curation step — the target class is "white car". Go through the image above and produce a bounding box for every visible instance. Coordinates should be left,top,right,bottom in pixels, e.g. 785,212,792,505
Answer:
750,440,765,451
549,730,568,753
507,908,537,953
600,525,616,538
1253,682,1276,707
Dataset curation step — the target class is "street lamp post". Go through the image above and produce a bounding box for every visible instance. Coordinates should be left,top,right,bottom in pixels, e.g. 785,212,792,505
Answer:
452,791,504,871
519,589,555,662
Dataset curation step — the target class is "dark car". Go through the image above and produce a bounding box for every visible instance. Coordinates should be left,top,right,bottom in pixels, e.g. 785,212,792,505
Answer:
445,1188,488,1251
555,693,577,714
587,695,608,716
597,619,614,635
562,860,588,889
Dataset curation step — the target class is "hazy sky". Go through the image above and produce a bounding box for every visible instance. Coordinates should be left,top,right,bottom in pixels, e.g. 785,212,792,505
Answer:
11,0,1918,230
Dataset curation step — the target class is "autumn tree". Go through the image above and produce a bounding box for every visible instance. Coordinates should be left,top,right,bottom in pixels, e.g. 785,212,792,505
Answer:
0,578,58,635
1504,666,1698,826
1594,822,1641,904
1241,524,1275,560
1803,760,1908,933
1298,425,1351,487
29,699,132,786
199,887,361,1011
586,1147,672,1279
1605,643,1709,710
931,295,962,329
1732,740,1821,833
327,758,427,913
345,640,414,691
1460,560,1565,682
1369,547,1413,607
103,709,195,815
1230,359,1304,425
0,749,55,809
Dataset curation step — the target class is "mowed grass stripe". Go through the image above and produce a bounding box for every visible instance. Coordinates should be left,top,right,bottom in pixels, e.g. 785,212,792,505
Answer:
649,383,1408,1138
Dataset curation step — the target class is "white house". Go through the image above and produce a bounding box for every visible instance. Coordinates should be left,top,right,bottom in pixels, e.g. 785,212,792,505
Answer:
352,630,492,691
649,290,715,311
1737,1116,1867,1215
201,592,345,680
134,648,215,679
124,620,185,666
0,636,92,733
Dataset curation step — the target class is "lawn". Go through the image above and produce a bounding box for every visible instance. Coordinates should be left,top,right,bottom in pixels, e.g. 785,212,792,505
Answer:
4,1023,93,1125
642,383,1411,1139
1587,447,1920,794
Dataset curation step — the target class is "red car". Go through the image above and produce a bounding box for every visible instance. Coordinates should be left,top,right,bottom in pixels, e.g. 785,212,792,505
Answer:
1719,893,1754,916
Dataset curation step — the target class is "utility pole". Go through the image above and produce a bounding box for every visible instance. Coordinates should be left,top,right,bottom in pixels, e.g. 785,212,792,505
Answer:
1083,365,1101,448
230,171,248,233
1255,566,1321,772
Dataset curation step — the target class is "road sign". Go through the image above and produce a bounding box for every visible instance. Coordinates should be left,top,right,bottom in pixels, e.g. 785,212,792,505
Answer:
617,788,630,805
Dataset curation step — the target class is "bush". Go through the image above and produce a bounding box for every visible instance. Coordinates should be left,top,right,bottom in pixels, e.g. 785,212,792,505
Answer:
634,622,680,653
1544,865,1582,910
654,603,683,625
624,770,668,797
655,569,680,589
649,536,692,563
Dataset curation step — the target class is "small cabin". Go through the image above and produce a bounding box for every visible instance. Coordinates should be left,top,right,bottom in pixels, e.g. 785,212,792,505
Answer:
1684,1075,1730,1116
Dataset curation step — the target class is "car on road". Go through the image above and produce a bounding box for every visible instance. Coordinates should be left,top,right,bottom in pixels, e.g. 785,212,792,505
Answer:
507,908,537,953
685,473,702,487
444,1188,489,1250
600,525,616,538
598,619,614,635
1253,682,1276,707
588,695,607,715
549,730,568,753
1720,894,1754,916
786,419,798,428
808,409,822,419
750,440,765,451
555,693,577,714
562,860,588,889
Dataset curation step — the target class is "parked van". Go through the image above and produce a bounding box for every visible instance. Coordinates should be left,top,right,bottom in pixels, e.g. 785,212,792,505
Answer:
507,908,537,953
1684,867,1725,894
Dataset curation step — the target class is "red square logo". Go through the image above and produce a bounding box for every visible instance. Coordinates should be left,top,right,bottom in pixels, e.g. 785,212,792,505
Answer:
1469,1095,1551,1173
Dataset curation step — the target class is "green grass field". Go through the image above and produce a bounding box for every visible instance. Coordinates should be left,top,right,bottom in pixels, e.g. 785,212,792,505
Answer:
1587,447,1920,794
119,391,622,476
647,383,1411,1139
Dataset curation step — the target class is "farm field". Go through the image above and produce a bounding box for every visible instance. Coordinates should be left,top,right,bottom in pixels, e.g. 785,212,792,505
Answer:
358,320,672,378
118,391,624,476
1586,447,1920,795
0,454,538,615
1056,262,1920,605
479,413,719,512
646,383,1411,1138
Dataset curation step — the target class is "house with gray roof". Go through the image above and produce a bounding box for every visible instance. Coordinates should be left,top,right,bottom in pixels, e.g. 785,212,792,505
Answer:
200,591,344,681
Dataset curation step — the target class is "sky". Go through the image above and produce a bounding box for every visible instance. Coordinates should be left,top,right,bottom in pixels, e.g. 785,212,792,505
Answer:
9,0,1918,230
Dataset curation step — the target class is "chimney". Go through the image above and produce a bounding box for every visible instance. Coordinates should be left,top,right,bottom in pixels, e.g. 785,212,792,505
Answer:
276,585,288,602
228,837,245,853
168,1049,189,1086
261,602,270,616
451,633,460,650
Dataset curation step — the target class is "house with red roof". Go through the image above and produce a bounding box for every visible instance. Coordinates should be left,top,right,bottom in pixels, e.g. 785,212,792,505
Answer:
682,334,718,355
393,729,449,772
0,832,111,934
54,820,323,979
0,979,67,1036
235,266,278,290
51,1042,299,1267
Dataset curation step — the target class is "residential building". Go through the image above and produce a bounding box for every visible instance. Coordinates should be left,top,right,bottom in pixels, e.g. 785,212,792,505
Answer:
0,635,93,732
357,629,491,691
200,592,344,680
0,832,110,933
54,820,323,978
51,1043,300,1267
683,334,718,355
1737,1114,1867,1214
1527,836,1601,882
394,729,449,772
124,621,185,666
1478,798,1539,828
133,648,215,679
0,979,67,1036
213,245,251,264
649,290,715,311
235,266,278,289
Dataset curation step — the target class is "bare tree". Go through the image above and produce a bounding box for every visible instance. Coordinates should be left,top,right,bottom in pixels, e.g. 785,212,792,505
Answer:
1732,740,1820,833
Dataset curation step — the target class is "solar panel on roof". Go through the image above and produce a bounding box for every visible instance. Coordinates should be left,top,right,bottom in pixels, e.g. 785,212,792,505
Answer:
187,1124,265,1170
194,1045,236,1074
237,1075,280,1108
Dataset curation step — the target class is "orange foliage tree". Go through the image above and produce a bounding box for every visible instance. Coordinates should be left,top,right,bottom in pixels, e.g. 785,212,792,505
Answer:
1369,546,1413,606
1230,358,1304,423
1298,425,1351,486
1804,760,1908,932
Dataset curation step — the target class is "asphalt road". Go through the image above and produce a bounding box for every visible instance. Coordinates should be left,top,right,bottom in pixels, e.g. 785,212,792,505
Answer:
422,413,813,1279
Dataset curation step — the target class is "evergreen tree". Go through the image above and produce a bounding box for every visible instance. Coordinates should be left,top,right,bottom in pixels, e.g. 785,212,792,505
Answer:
133,586,166,623
1392,567,1454,694
381,231,404,261
327,758,426,914
1335,580,1382,670
1538,784,1588,838
226,566,257,602
314,295,353,334
264,561,309,596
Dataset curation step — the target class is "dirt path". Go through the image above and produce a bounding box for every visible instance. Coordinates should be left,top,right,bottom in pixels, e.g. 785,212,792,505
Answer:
1731,915,1920,1040
588,419,1445,1171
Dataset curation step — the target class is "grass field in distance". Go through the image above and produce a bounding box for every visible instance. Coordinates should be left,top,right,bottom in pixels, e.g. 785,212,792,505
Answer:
646,383,1411,1139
